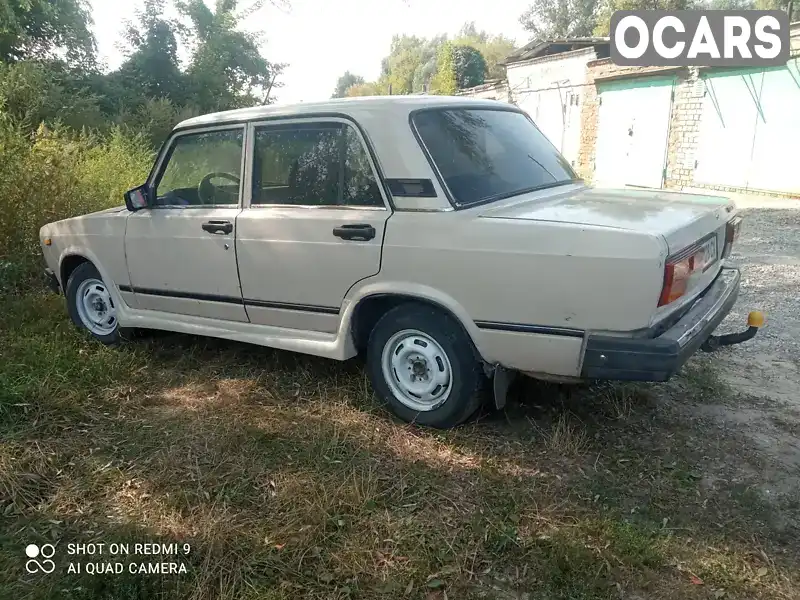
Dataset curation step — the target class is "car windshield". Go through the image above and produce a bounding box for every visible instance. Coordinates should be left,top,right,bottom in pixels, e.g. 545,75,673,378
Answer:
412,108,579,207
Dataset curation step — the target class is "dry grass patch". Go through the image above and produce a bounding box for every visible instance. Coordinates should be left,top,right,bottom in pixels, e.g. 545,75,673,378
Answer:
544,413,590,456
1,293,798,599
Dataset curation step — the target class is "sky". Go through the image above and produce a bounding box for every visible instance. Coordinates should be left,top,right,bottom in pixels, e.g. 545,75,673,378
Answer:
88,0,532,104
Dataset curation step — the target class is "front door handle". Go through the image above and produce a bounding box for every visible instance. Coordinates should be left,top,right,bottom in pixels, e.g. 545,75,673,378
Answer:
332,223,376,241
202,220,233,235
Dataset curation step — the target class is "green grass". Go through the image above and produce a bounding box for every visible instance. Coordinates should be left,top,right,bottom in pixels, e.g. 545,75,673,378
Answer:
0,292,797,599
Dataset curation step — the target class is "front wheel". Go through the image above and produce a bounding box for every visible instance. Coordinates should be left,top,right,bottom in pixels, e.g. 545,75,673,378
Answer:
366,304,485,428
66,262,121,345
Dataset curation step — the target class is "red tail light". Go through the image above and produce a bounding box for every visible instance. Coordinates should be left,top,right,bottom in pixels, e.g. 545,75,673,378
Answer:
658,256,693,306
658,236,719,307
722,216,742,258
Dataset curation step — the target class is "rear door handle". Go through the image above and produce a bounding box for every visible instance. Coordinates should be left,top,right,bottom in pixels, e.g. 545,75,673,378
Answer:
202,220,233,235
332,223,376,241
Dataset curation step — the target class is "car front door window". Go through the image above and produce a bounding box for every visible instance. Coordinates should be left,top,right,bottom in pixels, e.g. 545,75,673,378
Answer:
155,129,244,207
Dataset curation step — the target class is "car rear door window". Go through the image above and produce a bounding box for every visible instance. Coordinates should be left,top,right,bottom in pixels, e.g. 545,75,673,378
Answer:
412,108,578,207
251,122,383,208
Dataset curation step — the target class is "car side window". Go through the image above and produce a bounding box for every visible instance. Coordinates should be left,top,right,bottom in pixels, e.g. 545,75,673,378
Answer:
154,129,243,207
252,122,383,208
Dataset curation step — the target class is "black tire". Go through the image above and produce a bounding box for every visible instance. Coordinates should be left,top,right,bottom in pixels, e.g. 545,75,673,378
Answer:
366,303,485,428
65,262,121,346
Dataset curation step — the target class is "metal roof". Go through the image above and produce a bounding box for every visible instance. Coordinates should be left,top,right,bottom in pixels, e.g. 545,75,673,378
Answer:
503,37,610,65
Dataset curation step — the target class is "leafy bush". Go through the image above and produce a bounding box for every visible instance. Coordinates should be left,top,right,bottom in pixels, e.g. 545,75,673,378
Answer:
0,120,154,291
0,61,107,132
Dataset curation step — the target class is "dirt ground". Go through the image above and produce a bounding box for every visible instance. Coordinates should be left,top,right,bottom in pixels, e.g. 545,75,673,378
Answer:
665,196,800,536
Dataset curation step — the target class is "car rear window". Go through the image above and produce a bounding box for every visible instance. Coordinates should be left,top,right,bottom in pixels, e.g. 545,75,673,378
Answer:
412,108,579,207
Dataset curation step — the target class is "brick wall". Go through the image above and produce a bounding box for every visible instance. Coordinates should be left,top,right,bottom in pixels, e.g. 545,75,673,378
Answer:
663,68,703,189
575,68,599,182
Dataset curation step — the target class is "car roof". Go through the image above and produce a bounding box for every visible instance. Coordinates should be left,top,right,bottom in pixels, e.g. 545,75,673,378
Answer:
174,95,514,130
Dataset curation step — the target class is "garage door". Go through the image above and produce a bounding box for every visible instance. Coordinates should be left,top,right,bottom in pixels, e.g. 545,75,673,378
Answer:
749,63,800,195
694,69,762,190
594,76,675,189
695,61,800,195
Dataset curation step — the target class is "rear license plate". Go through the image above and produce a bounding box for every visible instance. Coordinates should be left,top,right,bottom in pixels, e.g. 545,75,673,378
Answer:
697,237,718,271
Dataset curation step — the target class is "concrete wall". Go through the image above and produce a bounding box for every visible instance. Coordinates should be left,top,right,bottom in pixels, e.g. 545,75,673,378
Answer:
456,80,510,101
506,47,599,167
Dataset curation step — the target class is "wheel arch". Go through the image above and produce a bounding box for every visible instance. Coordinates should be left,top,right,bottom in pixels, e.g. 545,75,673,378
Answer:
57,248,124,310
346,285,486,360
59,253,91,289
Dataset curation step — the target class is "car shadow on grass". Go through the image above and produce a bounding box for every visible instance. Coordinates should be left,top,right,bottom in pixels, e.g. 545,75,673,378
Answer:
1,296,798,600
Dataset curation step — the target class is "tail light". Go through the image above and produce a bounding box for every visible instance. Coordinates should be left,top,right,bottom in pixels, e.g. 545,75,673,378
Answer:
658,236,719,307
722,216,742,258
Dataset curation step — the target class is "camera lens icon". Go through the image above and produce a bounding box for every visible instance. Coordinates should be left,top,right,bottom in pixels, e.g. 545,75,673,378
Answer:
25,543,56,574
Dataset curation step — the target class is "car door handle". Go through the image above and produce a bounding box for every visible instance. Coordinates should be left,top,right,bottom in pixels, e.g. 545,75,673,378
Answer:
202,220,233,235
332,223,376,241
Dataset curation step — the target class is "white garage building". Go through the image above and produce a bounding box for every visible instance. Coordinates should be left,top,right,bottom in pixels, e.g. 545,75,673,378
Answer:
502,38,610,169
462,27,800,198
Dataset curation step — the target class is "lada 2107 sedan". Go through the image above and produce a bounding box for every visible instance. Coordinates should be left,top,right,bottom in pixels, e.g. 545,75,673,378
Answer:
40,96,763,428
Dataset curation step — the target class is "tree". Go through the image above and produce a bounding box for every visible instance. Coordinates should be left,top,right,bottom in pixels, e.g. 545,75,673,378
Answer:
519,0,598,39
0,0,289,142
707,0,754,6
0,60,104,130
430,42,458,95
0,0,95,66
753,0,799,19
177,0,285,111
452,45,486,89
380,35,431,95
593,0,696,36
332,71,365,98
593,0,797,36
454,22,516,81
705,0,797,16
345,81,384,97
410,35,446,93
113,0,186,107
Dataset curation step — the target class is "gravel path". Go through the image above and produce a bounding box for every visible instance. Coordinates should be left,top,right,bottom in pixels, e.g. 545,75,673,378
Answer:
705,201,800,406
718,204,800,360
678,197,800,497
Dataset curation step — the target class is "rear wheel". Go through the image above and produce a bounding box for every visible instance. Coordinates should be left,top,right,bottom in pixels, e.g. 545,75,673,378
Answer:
66,262,121,345
366,303,485,428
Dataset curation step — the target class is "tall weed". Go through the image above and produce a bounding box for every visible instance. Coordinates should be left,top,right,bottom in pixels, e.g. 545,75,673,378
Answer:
0,120,153,291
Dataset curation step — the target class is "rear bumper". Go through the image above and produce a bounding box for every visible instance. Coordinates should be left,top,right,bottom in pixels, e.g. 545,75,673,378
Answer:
580,267,741,382
44,268,60,294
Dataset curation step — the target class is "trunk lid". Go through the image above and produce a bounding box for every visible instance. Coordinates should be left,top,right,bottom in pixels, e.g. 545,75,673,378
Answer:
479,186,735,255
480,185,738,324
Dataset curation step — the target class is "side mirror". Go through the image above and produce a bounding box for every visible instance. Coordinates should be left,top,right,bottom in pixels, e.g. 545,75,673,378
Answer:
124,185,150,212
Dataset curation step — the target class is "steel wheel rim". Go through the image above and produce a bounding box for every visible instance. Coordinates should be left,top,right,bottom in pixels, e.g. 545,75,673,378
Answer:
381,329,453,412
75,278,117,336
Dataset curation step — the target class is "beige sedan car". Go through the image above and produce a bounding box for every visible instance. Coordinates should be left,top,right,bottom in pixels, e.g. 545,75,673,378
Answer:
40,96,761,428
